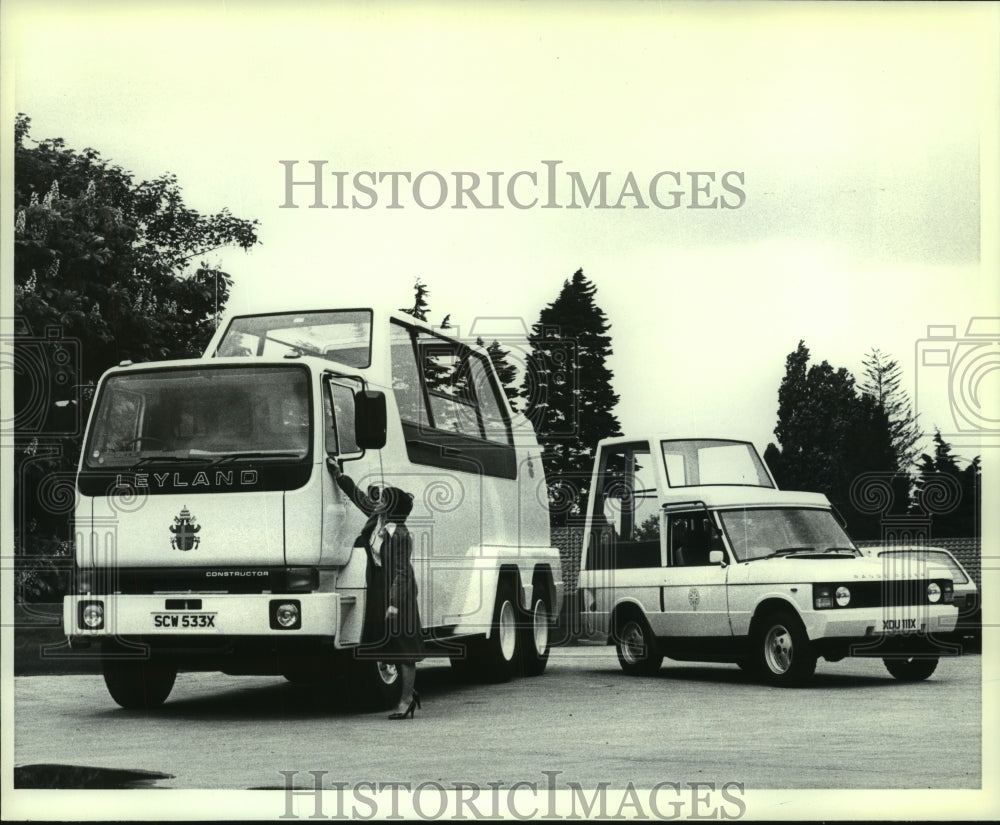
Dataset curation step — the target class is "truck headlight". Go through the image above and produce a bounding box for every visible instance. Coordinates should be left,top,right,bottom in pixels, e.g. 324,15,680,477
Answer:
835,586,851,607
270,599,301,630
926,582,941,604
78,600,105,630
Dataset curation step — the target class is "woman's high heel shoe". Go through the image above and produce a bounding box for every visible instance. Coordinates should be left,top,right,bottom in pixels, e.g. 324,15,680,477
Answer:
388,691,421,720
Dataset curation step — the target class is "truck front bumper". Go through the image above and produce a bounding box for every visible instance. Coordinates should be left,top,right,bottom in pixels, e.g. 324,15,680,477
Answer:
64,592,351,640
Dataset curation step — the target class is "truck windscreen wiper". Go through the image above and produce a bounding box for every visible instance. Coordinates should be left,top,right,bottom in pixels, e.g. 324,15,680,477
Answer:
207,451,306,464
129,455,215,469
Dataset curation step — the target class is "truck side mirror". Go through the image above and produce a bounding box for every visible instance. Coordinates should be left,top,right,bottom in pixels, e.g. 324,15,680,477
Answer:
354,390,387,449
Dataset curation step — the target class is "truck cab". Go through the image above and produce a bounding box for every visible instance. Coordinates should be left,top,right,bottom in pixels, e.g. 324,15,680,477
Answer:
578,435,959,683
65,307,563,709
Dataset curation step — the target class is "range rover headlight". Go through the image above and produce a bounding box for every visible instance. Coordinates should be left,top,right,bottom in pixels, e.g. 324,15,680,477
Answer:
926,582,942,604
814,585,834,609
835,586,851,607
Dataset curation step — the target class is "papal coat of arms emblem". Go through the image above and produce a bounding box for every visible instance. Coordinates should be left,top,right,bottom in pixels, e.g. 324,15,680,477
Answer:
688,587,700,610
170,506,201,551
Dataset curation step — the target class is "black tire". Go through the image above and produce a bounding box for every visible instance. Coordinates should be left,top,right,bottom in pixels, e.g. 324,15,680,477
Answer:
452,579,520,683
753,611,816,685
613,613,662,676
280,654,333,685
348,655,403,710
102,656,177,710
883,656,939,682
519,585,552,677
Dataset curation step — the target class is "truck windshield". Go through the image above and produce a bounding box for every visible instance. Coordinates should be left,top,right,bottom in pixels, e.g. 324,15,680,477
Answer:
213,309,372,367
719,508,857,562
84,366,311,469
660,439,774,488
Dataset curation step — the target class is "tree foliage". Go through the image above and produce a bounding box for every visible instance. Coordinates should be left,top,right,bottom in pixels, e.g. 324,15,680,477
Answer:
477,337,520,407
860,347,921,471
399,278,431,322
12,114,260,600
522,269,622,526
912,431,980,538
768,341,898,537
768,341,980,539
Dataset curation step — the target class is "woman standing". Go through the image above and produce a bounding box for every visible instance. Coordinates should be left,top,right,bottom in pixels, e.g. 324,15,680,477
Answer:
327,458,424,719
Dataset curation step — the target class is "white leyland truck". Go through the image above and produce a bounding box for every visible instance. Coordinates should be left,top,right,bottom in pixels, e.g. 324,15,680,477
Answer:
578,436,959,684
64,308,563,709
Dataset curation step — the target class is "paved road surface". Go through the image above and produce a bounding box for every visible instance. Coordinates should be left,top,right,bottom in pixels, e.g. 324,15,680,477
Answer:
14,645,981,796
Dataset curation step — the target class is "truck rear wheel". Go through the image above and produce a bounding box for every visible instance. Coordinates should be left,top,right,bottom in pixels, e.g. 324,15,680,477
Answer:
883,656,938,682
102,656,177,710
614,613,662,676
753,611,816,685
451,579,520,683
519,588,552,677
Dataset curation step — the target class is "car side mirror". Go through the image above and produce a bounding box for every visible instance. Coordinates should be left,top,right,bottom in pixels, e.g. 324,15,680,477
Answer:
354,390,387,449
709,550,725,566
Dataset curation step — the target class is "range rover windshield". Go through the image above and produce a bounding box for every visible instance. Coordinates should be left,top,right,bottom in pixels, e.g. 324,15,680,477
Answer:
85,365,311,469
720,508,858,562
214,309,372,367
661,439,774,488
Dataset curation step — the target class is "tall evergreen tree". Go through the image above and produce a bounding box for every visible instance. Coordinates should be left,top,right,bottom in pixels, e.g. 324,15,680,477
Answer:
861,347,921,471
521,269,621,525
770,341,897,537
477,337,520,408
399,278,430,321
912,431,980,538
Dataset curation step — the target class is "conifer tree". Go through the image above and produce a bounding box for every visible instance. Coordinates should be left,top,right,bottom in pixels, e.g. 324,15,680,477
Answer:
861,348,921,471
770,341,897,537
477,337,520,408
912,431,980,538
522,269,621,525
399,278,430,321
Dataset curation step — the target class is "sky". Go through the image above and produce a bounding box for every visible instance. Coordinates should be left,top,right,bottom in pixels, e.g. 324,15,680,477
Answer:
2,1,999,817
4,1,997,457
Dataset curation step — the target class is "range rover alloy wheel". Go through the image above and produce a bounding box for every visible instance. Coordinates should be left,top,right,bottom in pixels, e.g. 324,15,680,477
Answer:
754,611,816,685
614,614,663,676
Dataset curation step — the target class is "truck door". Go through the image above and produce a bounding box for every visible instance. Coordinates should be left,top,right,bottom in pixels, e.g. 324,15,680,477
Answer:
319,376,384,567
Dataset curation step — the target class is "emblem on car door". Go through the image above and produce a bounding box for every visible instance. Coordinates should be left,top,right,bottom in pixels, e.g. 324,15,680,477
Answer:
688,587,700,610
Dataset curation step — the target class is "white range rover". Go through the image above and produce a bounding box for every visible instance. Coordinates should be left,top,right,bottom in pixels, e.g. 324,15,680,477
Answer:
577,436,960,684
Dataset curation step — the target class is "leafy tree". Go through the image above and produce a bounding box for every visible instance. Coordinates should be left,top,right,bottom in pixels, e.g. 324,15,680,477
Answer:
860,347,921,471
522,269,622,526
12,114,260,600
768,341,898,538
912,431,980,538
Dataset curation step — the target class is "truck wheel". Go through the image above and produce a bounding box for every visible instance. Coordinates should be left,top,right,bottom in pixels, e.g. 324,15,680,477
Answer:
519,588,552,677
883,656,939,682
102,657,177,710
453,579,520,683
349,656,402,709
614,614,662,676
754,611,816,685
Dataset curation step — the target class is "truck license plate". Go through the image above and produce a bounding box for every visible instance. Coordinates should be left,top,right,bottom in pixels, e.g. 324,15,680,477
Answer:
152,612,217,628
